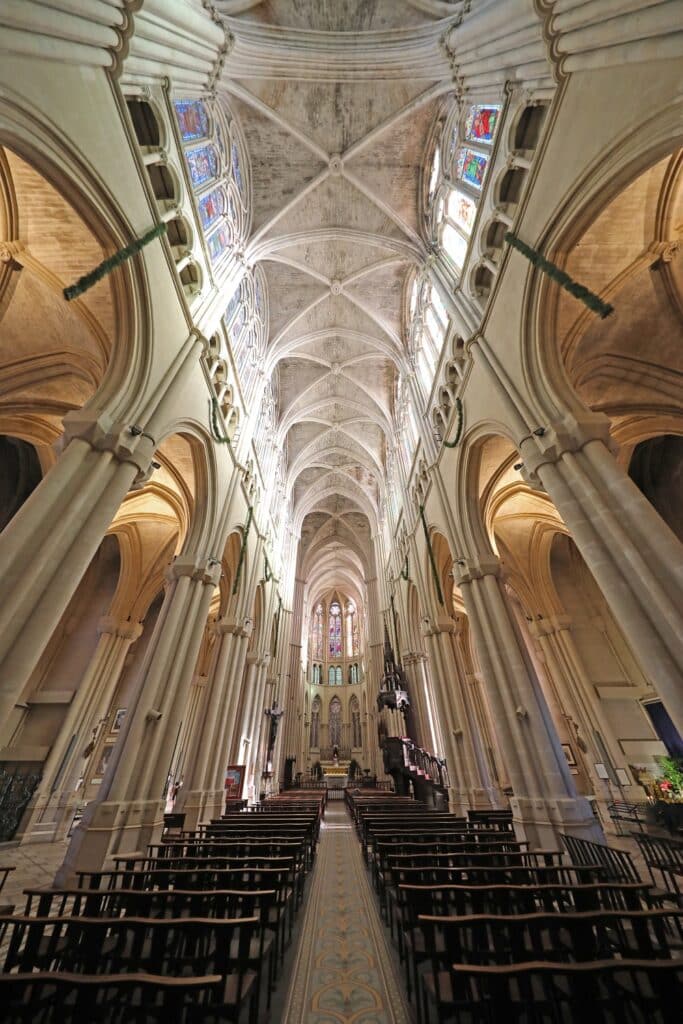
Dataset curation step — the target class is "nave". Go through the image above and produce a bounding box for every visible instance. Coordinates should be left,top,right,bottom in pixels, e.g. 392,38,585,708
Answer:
1,787,682,1022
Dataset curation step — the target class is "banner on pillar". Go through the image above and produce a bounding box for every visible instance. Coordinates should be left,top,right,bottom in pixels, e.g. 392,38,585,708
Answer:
224,764,246,799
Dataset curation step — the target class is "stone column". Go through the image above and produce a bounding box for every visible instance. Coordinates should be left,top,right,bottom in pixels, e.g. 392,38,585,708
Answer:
402,651,431,748
520,417,683,735
531,615,633,827
181,617,252,828
455,555,603,848
424,619,498,812
55,555,221,881
244,656,270,802
234,653,261,774
0,427,153,716
22,616,143,843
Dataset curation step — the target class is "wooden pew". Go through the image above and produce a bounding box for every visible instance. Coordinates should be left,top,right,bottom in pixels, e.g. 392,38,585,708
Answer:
0,914,260,1021
421,959,683,1024
0,971,224,1023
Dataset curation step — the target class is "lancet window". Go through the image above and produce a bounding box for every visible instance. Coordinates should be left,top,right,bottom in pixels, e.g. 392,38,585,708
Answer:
427,101,501,276
345,601,359,657
312,603,324,661
173,98,247,268
328,601,342,658
223,267,268,403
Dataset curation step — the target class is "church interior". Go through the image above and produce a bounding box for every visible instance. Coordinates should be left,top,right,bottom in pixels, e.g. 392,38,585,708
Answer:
0,0,682,1020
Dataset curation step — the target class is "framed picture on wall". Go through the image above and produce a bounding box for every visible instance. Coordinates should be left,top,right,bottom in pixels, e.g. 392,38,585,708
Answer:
224,765,245,800
561,743,577,767
93,743,114,782
111,708,126,733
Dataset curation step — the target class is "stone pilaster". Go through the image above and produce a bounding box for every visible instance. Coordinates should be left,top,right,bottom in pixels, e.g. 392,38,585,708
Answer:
54,556,220,882
455,555,603,848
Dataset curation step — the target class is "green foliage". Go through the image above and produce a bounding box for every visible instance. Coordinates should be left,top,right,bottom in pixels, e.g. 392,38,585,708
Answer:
311,760,323,781
657,755,683,795
348,758,360,780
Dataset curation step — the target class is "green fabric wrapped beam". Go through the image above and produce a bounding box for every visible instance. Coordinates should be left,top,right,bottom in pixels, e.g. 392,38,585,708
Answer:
505,231,614,319
419,505,444,606
443,397,464,449
232,506,253,596
63,223,167,301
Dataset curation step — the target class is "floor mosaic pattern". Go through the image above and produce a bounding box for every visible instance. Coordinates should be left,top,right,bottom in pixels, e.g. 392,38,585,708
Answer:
282,803,413,1023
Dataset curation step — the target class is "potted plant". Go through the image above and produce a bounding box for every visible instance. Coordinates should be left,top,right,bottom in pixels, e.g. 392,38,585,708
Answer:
656,756,683,800
311,761,323,781
348,758,360,781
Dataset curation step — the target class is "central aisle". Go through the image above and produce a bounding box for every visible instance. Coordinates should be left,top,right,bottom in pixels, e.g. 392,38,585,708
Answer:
281,801,413,1023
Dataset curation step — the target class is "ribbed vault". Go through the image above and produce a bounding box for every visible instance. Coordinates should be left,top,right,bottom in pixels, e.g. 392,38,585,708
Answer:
216,0,457,591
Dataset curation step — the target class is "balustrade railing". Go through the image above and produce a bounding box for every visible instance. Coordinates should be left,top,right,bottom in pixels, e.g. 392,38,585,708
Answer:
402,739,449,790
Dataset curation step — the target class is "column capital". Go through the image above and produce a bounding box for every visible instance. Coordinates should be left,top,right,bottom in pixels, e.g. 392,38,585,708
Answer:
453,556,500,585
212,615,253,638
97,616,143,641
61,410,156,481
402,650,427,665
168,556,222,586
517,410,615,488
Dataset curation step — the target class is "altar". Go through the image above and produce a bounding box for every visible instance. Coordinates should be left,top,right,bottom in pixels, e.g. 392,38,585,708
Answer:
322,764,348,798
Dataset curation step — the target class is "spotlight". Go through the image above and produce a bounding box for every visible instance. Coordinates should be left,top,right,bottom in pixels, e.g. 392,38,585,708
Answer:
513,462,523,471
533,427,546,437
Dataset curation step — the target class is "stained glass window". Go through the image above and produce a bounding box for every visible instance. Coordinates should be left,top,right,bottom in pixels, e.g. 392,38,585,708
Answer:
446,189,477,235
465,105,500,144
456,149,487,190
207,223,231,263
232,141,244,196
328,666,335,685
442,222,468,268
174,100,209,142
198,188,226,231
427,97,502,287
328,602,342,658
335,666,343,685
225,284,241,325
312,603,323,660
186,144,218,189
428,147,440,197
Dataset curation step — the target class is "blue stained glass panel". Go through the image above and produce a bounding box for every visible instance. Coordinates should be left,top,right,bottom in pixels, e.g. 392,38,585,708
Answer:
225,284,241,325
186,144,218,189
198,187,225,231
232,142,244,196
464,105,500,144
456,149,488,190
174,100,209,142
207,224,231,263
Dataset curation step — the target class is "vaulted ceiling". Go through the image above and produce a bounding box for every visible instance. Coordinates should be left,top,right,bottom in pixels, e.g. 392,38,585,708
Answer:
215,0,458,594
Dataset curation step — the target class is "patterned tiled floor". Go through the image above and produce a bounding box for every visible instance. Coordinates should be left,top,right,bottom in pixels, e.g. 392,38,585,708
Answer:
282,803,413,1024
0,840,68,911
